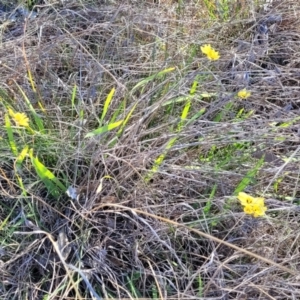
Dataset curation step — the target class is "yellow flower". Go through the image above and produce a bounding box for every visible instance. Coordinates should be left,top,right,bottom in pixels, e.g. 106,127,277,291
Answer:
8,108,29,127
238,192,264,206
200,44,220,61
238,192,254,206
252,203,267,217
243,205,253,215
237,88,251,99
238,192,267,218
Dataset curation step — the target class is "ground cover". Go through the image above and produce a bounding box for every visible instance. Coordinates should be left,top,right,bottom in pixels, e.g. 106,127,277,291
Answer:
0,0,300,299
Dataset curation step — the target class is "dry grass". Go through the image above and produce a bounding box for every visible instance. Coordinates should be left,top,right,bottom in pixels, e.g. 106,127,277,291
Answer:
0,0,300,299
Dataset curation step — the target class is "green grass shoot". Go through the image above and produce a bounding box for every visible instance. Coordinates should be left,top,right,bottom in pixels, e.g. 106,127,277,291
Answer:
15,83,45,132
100,87,115,124
84,120,123,138
29,149,66,198
5,113,18,156
15,145,29,171
131,67,175,94
145,78,198,181
71,84,77,118
0,1,298,298
234,155,265,195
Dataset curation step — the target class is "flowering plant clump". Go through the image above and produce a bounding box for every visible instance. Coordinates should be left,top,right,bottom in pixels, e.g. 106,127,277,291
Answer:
8,108,29,127
201,44,220,61
238,192,267,217
237,88,251,99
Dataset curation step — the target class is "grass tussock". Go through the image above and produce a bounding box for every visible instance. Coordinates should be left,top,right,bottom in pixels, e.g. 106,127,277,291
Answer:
1,0,300,299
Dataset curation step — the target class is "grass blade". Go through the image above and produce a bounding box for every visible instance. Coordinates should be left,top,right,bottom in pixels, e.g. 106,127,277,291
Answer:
15,82,45,132
100,87,115,124
15,145,29,170
29,149,66,198
144,136,177,182
117,102,138,137
5,114,18,156
85,120,123,138
131,67,175,93
145,78,197,181
234,155,265,195
71,84,77,118
186,108,206,125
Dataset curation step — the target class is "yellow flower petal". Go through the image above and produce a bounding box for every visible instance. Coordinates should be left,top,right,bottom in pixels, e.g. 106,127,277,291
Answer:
252,203,267,217
200,44,210,54
237,88,251,99
8,109,29,127
243,205,254,215
253,197,265,206
200,44,220,61
238,192,254,206
13,113,29,127
238,192,267,217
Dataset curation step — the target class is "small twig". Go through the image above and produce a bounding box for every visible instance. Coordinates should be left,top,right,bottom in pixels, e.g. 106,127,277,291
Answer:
92,203,299,277
62,27,126,92
14,230,102,300
264,145,300,194
68,264,102,300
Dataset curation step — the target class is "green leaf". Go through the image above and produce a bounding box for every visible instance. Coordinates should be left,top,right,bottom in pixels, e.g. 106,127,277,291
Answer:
144,136,177,182
190,80,198,95
15,145,29,170
84,120,123,138
278,115,300,128
177,98,191,131
186,108,206,125
71,84,77,117
234,156,265,195
162,96,189,106
5,114,18,156
100,87,115,124
16,174,27,196
110,100,125,124
203,184,217,215
29,149,66,198
214,101,233,122
132,67,175,93
15,83,45,132
117,102,138,137
0,201,19,231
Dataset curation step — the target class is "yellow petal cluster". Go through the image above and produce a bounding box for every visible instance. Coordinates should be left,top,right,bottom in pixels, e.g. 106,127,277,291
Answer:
200,44,220,61
238,192,267,218
237,88,251,99
8,108,29,127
